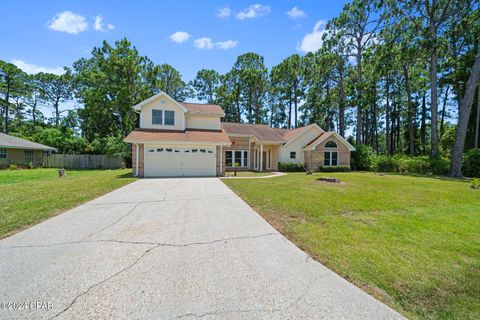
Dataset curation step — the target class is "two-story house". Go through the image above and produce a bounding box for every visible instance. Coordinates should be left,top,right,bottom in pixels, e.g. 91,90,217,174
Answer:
124,92,355,177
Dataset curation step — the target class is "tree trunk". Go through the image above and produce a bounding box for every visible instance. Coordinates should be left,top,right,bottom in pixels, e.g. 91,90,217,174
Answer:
391,94,397,154
475,86,480,149
421,94,427,154
449,48,480,177
339,76,346,137
403,64,415,156
440,85,450,138
356,48,363,145
3,77,11,134
430,44,440,158
385,77,391,155
288,95,292,129
294,92,298,128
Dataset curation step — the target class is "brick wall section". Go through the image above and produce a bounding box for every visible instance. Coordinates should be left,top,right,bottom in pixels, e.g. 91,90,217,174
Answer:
216,146,224,176
131,143,145,177
305,135,351,171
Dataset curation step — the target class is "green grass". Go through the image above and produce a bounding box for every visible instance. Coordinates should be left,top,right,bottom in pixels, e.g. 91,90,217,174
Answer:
224,171,273,177
0,168,136,238
223,172,480,320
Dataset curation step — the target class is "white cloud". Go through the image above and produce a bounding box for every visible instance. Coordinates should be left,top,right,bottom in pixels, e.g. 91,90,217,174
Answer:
217,7,231,18
93,15,115,32
297,20,327,53
170,31,190,43
216,40,238,49
47,11,88,34
193,38,238,50
194,37,214,49
287,6,306,19
11,59,65,75
236,4,270,20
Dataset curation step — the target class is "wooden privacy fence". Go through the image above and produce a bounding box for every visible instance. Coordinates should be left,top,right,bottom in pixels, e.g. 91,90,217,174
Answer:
43,154,126,170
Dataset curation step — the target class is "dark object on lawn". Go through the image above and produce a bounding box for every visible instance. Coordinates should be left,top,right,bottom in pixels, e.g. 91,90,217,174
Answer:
58,168,67,177
317,177,341,183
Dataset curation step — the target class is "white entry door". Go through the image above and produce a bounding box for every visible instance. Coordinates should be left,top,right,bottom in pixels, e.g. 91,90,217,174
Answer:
144,146,216,177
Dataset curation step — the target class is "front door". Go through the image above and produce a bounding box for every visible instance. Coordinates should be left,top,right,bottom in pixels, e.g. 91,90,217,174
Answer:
262,151,267,170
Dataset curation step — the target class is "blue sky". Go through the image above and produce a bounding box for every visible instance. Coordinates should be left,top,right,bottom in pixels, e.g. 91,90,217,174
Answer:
2,0,349,82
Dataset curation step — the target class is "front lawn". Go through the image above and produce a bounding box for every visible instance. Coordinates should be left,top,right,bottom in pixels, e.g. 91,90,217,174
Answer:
223,172,480,320
0,169,136,238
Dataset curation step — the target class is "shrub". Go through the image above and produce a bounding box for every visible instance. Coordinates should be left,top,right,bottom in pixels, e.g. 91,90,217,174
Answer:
8,164,17,170
320,165,351,172
471,179,480,189
351,145,376,171
430,158,450,175
462,149,480,178
374,155,400,172
278,162,305,172
397,157,431,174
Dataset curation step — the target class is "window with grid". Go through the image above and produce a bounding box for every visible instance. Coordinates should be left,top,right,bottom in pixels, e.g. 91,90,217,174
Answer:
225,150,249,167
324,151,338,166
164,110,175,125
25,150,34,164
0,149,6,159
152,109,163,125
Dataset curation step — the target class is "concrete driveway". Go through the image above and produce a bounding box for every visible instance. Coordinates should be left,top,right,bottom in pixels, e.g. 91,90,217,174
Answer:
0,178,403,319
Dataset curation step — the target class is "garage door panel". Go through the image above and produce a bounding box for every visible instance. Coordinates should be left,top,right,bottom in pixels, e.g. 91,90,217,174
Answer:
144,147,216,177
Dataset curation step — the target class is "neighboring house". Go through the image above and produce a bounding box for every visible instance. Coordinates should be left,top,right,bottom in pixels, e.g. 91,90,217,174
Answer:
125,92,355,177
0,133,57,167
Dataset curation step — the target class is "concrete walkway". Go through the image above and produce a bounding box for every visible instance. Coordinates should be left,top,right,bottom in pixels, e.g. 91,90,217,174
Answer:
0,178,403,319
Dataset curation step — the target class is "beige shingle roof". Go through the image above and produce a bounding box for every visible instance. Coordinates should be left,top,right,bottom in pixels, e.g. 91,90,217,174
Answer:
181,102,225,117
124,129,231,145
221,123,285,142
0,133,57,151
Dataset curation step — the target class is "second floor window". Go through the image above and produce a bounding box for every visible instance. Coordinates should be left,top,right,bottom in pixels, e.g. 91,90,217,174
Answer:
152,110,163,125
164,110,175,125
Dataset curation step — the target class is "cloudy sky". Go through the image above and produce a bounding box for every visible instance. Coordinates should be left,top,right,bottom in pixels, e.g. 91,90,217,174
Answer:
1,0,349,81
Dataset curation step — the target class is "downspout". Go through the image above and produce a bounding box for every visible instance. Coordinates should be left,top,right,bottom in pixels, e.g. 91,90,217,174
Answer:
135,143,139,177
220,145,223,176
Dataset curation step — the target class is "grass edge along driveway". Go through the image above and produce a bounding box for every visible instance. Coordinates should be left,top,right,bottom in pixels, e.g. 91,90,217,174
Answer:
0,169,136,239
223,172,480,320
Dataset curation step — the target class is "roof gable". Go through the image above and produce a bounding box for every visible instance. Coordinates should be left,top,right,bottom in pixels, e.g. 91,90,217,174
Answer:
305,131,356,151
133,92,188,113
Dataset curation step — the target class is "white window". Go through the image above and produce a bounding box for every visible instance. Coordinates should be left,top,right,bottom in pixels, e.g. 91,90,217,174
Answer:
226,150,248,167
152,109,175,126
164,110,175,125
324,151,338,166
152,110,163,125
290,151,296,159
0,148,7,159
25,150,34,164
325,140,338,148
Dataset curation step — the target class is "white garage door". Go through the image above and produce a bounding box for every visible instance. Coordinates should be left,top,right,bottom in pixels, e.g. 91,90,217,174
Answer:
144,146,216,177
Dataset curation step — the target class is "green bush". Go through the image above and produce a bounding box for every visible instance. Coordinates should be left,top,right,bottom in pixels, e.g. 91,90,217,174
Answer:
278,162,305,172
351,145,376,171
374,155,400,172
430,158,450,175
320,165,351,172
8,164,17,170
471,179,480,189
397,157,431,174
462,149,480,178
373,155,451,176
